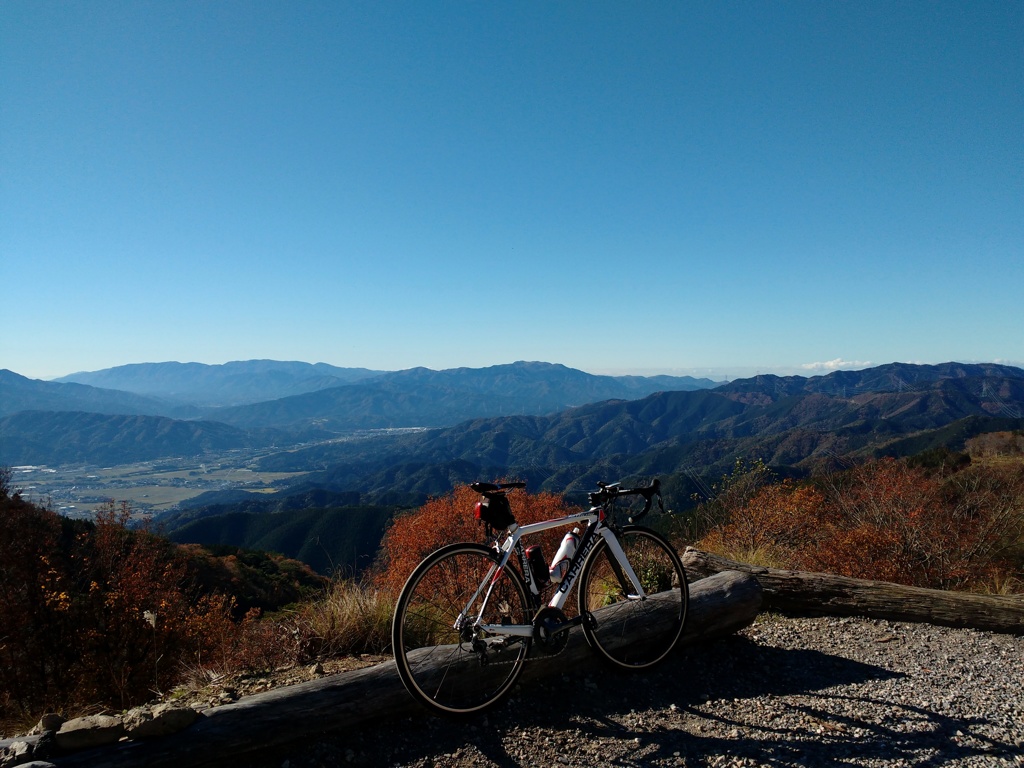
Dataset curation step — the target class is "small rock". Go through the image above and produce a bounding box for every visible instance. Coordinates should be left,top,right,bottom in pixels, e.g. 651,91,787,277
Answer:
30,713,64,735
32,732,58,760
7,741,33,762
123,703,199,739
55,714,125,751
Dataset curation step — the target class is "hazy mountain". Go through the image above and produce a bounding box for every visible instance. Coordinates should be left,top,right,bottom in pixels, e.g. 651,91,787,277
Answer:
41,360,717,429
715,362,1024,401
0,410,287,466
369,362,716,400
213,361,717,430
0,369,192,419
54,360,383,407
266,363,1024,501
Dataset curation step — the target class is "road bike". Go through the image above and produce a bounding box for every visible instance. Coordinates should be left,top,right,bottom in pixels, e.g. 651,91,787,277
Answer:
391,479,689,715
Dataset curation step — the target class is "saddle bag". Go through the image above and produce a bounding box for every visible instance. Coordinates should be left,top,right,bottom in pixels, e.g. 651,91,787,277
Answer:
474,493,515,529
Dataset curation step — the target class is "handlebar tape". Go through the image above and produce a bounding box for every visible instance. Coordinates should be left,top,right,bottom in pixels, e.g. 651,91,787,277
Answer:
629,478,663,523
589,479,663,522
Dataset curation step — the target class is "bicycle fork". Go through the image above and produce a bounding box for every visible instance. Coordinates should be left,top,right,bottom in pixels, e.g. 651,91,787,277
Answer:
597,529,649,601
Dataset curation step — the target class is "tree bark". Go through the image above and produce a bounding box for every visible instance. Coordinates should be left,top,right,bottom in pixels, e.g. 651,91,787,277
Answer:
683,547,1024,635
37,569,761,768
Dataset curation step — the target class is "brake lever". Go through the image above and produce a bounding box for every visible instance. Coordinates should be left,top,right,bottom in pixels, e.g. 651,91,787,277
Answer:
628,479,662,523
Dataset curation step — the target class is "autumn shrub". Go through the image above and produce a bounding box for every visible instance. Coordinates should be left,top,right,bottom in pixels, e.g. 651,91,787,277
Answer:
810,459,1024,588
0,489,72,725
681,458,775,543
370,484,579,596
698,479,826,568
966,430,1024,460
0,492,289,731
934,460,1024,592
696,457,1024,592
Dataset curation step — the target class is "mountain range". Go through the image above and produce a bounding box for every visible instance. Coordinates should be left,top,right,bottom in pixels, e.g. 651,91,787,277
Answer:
145,360,1024,574
7,358,1021,576
0,362,716,464
249,363,1024,502
3,360,1022,499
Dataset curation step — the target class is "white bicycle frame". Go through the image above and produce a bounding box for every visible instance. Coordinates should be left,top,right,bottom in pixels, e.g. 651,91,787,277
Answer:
463,506,648,639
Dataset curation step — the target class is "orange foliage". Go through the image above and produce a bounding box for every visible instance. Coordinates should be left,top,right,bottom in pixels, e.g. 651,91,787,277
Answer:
698,458,1024,591
0,495,286,726
371,484,579,596
800,460,947,583
699,480,825,563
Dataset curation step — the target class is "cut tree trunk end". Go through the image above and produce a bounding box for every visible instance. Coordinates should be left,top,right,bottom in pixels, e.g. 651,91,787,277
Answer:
683,547,1024,635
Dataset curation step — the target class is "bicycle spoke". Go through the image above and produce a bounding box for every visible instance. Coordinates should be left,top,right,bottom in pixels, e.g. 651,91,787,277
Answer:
393,543,531,715
578,527,688,669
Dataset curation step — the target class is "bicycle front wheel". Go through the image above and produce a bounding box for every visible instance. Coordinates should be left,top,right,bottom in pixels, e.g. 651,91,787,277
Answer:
392,542,531,715
578,526,688,669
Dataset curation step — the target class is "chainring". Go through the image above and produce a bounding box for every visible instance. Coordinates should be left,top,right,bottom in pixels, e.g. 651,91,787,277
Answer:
532,607,571,655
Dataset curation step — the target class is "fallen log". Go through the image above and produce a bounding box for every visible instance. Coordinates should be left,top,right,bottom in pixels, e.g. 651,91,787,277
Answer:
33,569,761,768
683,547,1024,635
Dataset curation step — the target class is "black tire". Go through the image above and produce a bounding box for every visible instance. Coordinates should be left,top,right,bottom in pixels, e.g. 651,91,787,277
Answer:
392,542,531,715
578,526,688,669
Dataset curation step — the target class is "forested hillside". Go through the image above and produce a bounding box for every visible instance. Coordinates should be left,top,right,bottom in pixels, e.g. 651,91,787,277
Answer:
252,364,1024,505
0,411,287,465
165,505,394,576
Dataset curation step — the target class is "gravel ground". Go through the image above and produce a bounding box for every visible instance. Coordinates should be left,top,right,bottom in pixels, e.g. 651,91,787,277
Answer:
255,614,1023,768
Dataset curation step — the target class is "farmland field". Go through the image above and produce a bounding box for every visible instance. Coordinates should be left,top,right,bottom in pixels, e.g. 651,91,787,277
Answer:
12,455,307,519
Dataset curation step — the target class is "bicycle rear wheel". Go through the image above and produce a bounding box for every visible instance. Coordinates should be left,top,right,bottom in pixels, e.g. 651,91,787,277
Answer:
578,526,688,669
392,542,531,715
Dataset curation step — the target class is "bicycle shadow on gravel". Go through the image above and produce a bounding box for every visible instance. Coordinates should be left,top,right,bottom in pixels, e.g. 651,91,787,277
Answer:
341,634,1020,768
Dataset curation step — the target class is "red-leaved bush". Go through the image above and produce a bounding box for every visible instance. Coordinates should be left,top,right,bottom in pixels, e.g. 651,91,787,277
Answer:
0,490,289,730
370,484,579,596
697,458,1024,591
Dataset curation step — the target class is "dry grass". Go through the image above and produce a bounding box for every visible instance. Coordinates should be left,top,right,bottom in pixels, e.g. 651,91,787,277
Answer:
698,543,794,571
980,570,1024,596
289,579,394,659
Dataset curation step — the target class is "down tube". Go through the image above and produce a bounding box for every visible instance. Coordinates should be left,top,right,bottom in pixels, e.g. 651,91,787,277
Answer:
598,528,647,599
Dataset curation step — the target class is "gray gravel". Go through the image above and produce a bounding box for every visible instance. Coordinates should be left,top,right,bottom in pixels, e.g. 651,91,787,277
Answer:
260,614,1024,768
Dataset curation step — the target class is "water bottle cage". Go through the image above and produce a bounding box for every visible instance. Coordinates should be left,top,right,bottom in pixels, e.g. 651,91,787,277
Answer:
525,545,550,589
548,530,579,584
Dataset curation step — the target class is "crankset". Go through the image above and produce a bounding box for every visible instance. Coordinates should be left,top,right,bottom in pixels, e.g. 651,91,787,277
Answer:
532,607,574,655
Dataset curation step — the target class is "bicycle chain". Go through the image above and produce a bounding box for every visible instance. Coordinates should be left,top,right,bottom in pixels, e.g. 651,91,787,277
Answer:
476,605,580,670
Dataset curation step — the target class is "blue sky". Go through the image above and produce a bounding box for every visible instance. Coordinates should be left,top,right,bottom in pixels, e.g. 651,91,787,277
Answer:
2,2,1021,381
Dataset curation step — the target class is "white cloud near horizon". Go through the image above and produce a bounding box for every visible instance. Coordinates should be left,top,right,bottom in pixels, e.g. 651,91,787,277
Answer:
800,358,873,372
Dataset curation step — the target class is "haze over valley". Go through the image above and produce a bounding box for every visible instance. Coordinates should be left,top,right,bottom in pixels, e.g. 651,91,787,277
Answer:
4,360,1022,548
